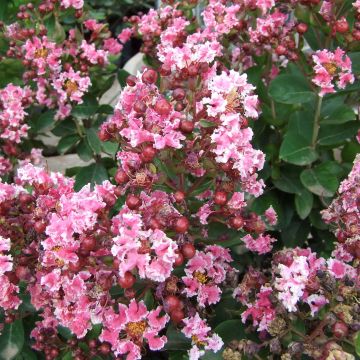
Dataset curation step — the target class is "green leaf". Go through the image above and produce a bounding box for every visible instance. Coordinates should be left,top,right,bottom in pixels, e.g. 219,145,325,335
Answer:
300,166,339,197
318,122,359,146
57,326,73,340
86,128,102,154
74,162,109,191
199,120,216,127
14,345,37,360
61,352,73,360
269,74,314,104
165,325,191,351
295,189,313,219
72,95,98,118
52,118,77,136
273,166,304,194
281,219,310,247
214,320,246,344
279,111,318,166
118,69,131,88
102,141,118,156
97,104,114,114
57,134,80,154
29,110,56,133
349,53,360,75
321,103,355,125
77,139,93,162
0,320,24,360
355,331,360,356
342,141,360,163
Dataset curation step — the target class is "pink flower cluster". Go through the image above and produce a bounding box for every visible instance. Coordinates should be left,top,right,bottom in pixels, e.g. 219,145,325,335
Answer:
111,198,178,282
322,154,360,263
0,235,21,310
203,70,265,196
0,84,32,143
312,48,354,96
182,245,233,307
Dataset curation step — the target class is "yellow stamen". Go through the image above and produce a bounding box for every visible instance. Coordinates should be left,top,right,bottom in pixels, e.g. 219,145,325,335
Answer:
126,321,147,338
192,335,207,347
194,271,209,284
64,80,78,95
323,62,337,75
34,48,48,58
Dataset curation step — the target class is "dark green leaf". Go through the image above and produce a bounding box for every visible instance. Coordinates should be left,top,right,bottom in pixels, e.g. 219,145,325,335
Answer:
318,122,359,146
13,345,37,360
74,162,108,191
349,53,360,75
281,219,310,247
57,326,72,340
72,95,98,118
77,139,93,162
321,104,355,125
86,128,102,154
97,104,114,114
0,320,24,360
279,111,318,166
164,325,191,351
300,166,339,197
295,189,313,219
273,166,304,194
29,110,56,133
57,134,80,154
118,69,131,87
52,118,77,136
342,141,360,163
214,320,246,344
269,74,314,104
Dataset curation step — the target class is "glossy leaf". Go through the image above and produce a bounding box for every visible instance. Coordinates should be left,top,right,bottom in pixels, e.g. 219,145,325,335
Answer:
0,320,24,360
74,162,109,191
279,111,318,166
269,74,314,104
295,189,313,219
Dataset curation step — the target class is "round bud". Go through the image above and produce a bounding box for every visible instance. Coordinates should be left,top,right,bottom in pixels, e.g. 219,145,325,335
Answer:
142,69,158,84
141,145,156,162
126,194,142,210
173,88,186,101
133,100,147,114
114,169,128,184
118,271,136,289
275,45,287,56
296,23,308,34
174,191,185,203
170,308,185,324
34,220,46,234
229,216,244,230
181,243,196,259
214,191,227,206
180,120,194,134
126,75,137,87
174,216,189,233
335,19,349,33
154,98,172,116
164,295,181,312
174,251,184,266
332,321,348,338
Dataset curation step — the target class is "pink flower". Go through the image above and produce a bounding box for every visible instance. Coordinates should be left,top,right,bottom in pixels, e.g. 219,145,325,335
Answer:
60,0,84,9
103,38,123,55
100,300,169,359
312,48,354,96
182,313,223,360
304,294,328,316
118,28,133,44
182,246,233,307
241,286,276,331
242,234,276,254
265,206,277,225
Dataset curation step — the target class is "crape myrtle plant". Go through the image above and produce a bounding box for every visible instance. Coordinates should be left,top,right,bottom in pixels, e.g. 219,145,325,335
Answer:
0,2,359,360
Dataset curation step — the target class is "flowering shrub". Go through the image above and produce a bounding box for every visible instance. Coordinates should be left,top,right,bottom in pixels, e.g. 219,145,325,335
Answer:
0,1,359,360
